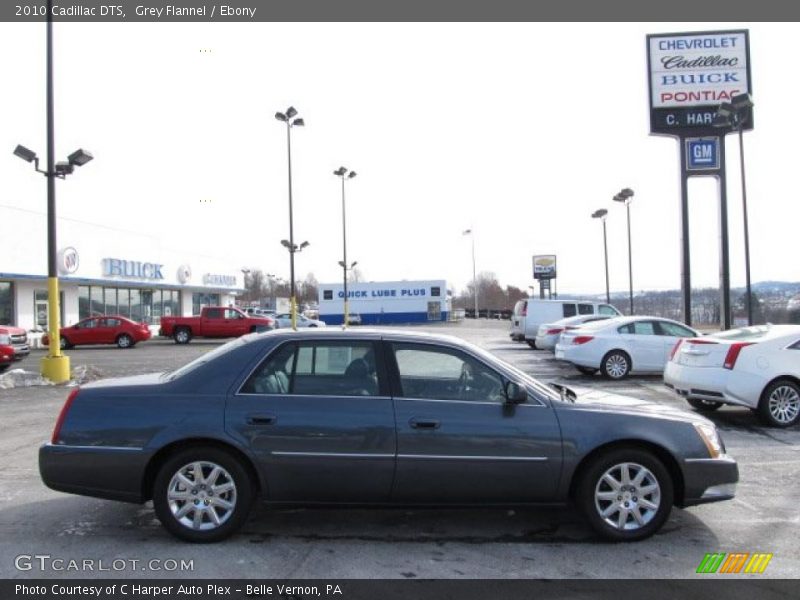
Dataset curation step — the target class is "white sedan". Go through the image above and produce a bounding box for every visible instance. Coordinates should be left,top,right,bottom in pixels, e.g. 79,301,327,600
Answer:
534,315,613,351
555,316,700,379
273,313,327,329
664,324,800,427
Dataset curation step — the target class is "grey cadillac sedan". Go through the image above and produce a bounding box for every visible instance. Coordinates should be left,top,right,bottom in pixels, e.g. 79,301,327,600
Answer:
39,329,738,543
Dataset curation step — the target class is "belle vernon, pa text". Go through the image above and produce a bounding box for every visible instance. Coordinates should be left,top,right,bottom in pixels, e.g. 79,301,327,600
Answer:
15,584,344,597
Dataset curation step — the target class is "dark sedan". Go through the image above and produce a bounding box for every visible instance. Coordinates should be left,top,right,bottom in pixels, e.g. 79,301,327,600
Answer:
39,329,738,543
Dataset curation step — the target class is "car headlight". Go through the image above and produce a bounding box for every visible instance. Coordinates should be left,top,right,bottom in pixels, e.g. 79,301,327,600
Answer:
694,422,723,458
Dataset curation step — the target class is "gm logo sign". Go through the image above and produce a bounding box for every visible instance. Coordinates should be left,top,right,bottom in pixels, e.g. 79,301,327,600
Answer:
686,137,720,171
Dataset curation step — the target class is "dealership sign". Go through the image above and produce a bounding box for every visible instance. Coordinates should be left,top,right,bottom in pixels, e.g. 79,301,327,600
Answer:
647,30,752,134
203,273,237,286
57,247,79,275
532,255,557,280
103,258,164,280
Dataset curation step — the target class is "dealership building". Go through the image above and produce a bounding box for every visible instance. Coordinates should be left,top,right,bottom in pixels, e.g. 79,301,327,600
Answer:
318,280,450,325
0,207,244,330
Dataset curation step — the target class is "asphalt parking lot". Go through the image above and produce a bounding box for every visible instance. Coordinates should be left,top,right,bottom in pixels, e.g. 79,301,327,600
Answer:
1,320,798,579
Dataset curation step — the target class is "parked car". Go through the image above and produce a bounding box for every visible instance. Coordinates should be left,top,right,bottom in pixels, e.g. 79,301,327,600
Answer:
534,315,614,351
555,316,701,379
42,316,151,349
245,307,276,318
40,329,737,543
273,313,327,328
0,325,30,372
160,307,274,344
512,299,621,348
346,313,362,325
664,324,800,427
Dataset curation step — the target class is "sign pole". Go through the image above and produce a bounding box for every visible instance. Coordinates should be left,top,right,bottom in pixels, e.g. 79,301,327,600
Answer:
717,140,732,330
678,142,692,326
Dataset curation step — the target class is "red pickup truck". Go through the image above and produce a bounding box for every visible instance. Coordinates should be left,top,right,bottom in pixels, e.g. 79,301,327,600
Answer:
159,307,274,344
0,326,31,372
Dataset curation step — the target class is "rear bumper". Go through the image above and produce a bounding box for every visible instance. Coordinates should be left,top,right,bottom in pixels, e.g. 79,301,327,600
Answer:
664,362,762,409
680,454,739,507
39,443,150,503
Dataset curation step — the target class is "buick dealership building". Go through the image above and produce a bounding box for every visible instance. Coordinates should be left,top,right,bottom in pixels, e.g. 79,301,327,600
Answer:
318,280,450,325
0,207,244,330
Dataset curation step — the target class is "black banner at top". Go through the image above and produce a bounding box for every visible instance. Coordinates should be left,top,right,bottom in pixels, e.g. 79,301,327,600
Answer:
2,0,800,22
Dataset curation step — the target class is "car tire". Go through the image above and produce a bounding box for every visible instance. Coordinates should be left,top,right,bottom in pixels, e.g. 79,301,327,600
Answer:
174,328,192,345
687,398,722,412
309,324,317,328
601,350,631,380
152,447,255,543
116,334,134,349
0,364,9,373
757,379,800,428
576,366,598,376
60,336,72,350
526,340,537,349
577,447,673,542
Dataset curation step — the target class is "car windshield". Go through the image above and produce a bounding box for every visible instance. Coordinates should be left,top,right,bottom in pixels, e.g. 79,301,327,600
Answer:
466,343,561,402
162,336,250,381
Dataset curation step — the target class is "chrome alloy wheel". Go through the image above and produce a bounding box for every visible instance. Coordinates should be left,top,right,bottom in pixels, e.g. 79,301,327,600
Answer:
594,462,661,531
604,354,629,379
768,384,800,424
167,461,237,531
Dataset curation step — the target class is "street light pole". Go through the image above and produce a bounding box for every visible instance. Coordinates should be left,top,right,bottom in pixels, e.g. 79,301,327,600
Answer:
334,167,357,327
12,4,93,383
614,188,635,315
463,229,478,318
592,209,610,304
715,94,755,326
275,107,305,330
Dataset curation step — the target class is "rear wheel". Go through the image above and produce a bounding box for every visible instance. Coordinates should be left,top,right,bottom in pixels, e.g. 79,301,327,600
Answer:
0,364,9,373
116,334,134,349
59,336,72,350
758,380,800,428
687,398,722,412
601,351,631,380
576,366,598,376
152,447,254,543
526,340,537,349
174,327,192,344
577,448,673,542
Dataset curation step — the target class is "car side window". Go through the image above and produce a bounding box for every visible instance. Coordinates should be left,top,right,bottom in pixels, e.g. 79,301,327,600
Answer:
105,318,121,327
789,340,800,350
391,343,505,403
241,341,380,397
78,319,97,329
205,308,222,319
599,304,618,316
657,322,695,337
633,321,657,335
225,309,242,320
578,303,594,315
562,304,577,318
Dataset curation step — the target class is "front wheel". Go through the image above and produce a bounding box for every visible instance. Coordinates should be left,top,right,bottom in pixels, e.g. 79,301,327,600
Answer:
601,351,631,379
577,448,673,542
116,334,134,349
687,398,722,412
152,447,255,543
59,336,72,350
758,380,800,428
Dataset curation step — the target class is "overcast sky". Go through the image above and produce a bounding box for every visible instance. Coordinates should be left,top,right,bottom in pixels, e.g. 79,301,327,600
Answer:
1,21,798,295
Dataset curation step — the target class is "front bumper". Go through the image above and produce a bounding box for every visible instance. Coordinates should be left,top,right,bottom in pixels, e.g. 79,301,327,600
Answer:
680,454,739,507
39,443,150,503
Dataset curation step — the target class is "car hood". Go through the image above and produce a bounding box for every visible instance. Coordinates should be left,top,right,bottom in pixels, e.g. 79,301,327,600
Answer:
81,372,166,389
0,326,26,336
552,383,707,424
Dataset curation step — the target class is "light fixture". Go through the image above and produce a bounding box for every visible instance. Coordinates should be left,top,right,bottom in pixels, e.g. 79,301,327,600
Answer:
286,106,298,119
67,148,93,167
275,112,288,122
13,144,37,163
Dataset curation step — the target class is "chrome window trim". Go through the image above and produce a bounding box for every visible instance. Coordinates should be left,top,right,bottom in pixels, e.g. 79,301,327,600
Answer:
392,395,545,408
236,392,393,401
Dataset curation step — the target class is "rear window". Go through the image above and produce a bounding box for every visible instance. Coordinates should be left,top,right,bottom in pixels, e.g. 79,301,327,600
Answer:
711,325,771,341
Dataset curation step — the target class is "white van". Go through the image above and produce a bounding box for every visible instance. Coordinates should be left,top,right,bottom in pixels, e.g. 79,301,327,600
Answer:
511,299,621,348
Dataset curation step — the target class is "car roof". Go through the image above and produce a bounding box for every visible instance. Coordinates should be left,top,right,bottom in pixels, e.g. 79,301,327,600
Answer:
246,327,474,348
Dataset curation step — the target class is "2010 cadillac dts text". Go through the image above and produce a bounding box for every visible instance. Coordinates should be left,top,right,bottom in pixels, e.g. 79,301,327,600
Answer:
39,330,738,543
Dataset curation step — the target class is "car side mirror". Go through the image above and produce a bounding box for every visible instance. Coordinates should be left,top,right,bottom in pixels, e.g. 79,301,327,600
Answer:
505,381,527,404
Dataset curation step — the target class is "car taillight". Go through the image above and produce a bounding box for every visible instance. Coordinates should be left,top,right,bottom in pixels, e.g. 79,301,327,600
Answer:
723,342,755,370
572,336,594,345
52,388,80,444
521,303,527,317
669,339,684,360
546,328,564,335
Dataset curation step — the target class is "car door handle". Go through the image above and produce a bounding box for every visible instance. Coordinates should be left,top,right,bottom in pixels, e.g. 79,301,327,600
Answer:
247,413,276,425
409,418,440,429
